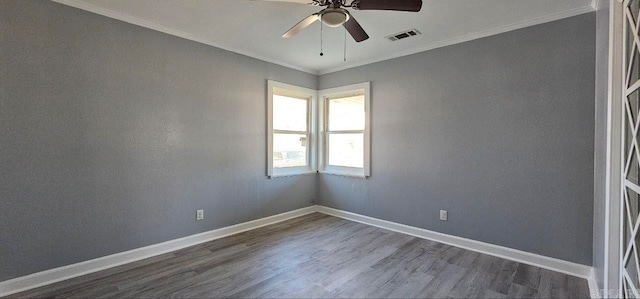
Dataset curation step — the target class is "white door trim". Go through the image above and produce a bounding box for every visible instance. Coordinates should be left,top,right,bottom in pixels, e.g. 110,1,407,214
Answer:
604,0,624,298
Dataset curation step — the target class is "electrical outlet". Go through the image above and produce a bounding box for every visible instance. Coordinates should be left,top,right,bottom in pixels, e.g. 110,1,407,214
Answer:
440,210,448,221
196,209,204,221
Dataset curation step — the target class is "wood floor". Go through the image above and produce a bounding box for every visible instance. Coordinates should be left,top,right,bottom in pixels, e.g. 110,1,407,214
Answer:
7,213,590,299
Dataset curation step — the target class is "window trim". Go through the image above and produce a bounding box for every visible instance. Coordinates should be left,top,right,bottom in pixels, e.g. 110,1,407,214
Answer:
318,82,371,178
267,80,317,178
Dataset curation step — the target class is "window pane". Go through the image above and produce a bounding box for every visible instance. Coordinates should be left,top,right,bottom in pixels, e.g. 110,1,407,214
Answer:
328,95,365,131
273,133,308,168
328,133,363,168
274,95,307,131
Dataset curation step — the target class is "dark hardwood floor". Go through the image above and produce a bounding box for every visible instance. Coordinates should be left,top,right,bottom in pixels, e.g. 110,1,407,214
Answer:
6,213,590,298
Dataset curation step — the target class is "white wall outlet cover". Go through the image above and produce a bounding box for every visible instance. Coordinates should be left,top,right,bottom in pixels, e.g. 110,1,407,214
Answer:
439,210,448,221
196,209,204,221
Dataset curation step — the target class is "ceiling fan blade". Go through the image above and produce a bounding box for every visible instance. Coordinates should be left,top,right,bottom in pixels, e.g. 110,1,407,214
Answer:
251,0,312,4
282,13,320,38
343,14,369,42
352,0,423,12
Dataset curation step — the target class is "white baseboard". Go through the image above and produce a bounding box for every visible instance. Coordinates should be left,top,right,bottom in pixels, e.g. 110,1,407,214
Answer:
1,205,595,297
588,268,602,298
0,206,318,297
316,206,593,280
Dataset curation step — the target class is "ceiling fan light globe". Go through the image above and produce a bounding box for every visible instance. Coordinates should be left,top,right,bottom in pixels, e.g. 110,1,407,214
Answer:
321,10,349,27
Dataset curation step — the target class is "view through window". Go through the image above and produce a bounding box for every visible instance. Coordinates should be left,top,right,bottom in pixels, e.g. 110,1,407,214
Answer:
326,95,365,168
272,95,309,168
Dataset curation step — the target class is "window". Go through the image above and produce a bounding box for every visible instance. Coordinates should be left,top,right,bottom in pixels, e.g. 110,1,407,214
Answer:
267,81,317,177
266,81,369,178
319,82,371,177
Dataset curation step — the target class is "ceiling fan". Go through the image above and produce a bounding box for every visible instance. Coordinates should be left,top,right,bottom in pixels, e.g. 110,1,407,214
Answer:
256,0,423,42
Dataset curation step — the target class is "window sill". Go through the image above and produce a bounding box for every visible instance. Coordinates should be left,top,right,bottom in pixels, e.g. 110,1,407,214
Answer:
319,171,368,179
268,171,316,179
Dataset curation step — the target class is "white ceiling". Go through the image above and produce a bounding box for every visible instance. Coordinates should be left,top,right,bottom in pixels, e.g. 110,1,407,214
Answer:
54,0,595,74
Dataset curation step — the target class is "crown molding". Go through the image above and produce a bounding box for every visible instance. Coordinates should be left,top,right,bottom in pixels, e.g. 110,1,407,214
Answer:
51,0,319,75
318,4,596,75
53,0,596,76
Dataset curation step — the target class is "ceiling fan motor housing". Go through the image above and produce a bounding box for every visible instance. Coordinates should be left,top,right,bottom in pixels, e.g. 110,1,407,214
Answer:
278,0,422,42
320,8,350,27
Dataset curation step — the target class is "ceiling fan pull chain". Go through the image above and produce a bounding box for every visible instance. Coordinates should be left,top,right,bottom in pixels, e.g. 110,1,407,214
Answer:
320,14,324,56
343,27,347,62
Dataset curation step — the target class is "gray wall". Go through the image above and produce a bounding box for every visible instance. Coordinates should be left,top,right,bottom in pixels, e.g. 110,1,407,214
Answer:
0,0,316,281
0,0,599,282
593,0,610,290
318,13,596,265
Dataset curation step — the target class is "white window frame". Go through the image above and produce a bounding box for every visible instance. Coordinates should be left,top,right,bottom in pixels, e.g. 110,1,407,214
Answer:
267,80,317,178
318,82,371,178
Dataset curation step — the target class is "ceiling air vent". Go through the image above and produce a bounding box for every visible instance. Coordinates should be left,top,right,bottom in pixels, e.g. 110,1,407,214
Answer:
385,29,421,42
